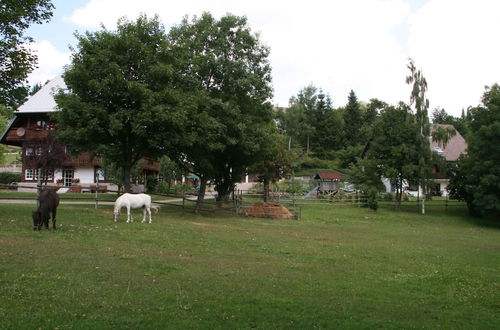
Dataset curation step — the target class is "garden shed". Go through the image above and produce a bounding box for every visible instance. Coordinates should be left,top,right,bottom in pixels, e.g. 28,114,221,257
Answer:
314,172,343,193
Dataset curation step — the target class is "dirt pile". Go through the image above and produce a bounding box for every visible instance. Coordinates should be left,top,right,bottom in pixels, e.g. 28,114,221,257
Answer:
243,202,294,219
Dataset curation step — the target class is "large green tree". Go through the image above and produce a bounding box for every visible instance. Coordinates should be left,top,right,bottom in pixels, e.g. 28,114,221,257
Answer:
279,85,342,157
280,85,317,153
0,0,54,107
342,90,362,147
367,103,420,209
448,84,500,217
55,15,186,192
249,130,296,202
168,12,274,202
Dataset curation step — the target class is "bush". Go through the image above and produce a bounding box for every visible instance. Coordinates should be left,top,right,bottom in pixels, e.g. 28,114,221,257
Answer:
249,183,264,194
367,189,378,211
334,190,347,200
283,180,314,194
156,182,191,195
0,172,22,184
146,175,158,192
382,193,394,202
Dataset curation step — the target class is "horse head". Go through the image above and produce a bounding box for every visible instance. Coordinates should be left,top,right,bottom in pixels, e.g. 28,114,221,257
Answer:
113,210,120,222
32,211,42,230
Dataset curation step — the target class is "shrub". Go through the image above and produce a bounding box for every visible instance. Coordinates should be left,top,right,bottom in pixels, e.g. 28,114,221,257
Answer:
0,172,22,184
334,190,347,200
146,175,157,192
367,188,378,211
156,182,191,195
283,180,314,194
249,183,264,194
382,193,394,202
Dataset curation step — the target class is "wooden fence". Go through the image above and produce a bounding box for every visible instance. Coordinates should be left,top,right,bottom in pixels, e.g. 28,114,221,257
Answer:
0,184,465,217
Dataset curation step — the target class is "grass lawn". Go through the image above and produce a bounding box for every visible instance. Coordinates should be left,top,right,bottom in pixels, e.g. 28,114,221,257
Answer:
0,152,21,165
0,201,499,329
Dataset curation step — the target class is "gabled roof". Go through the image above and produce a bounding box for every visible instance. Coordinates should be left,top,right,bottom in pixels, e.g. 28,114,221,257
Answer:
16,75,66,113
314,172,343,180
430,124,468,161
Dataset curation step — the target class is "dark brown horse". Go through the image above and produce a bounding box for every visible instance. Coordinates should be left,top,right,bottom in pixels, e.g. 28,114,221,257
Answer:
32,189,60,231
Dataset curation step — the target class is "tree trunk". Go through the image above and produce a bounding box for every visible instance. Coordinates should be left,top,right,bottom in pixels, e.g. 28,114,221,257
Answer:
263,177,270,202
215,170,233,203
122,165,131,193
195,176,207,213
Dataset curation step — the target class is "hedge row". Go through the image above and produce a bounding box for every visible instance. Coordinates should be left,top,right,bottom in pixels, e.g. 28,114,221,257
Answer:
0,172,22,184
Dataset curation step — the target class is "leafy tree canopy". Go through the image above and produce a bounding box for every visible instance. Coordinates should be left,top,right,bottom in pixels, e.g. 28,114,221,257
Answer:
55,15,186,192
366,103,421,209
168,12,274,201
0,0,54,107
448,84,500,217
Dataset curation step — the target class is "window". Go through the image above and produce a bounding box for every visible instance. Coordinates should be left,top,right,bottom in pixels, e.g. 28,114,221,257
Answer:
434,146,444,154
96,168,105,181
35,146,42,156
41,169,53,181
25,169,34,180
26,147,34,156
36,120,46,129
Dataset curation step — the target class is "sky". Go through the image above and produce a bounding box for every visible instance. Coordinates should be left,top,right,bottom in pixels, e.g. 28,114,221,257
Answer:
25,0,500,117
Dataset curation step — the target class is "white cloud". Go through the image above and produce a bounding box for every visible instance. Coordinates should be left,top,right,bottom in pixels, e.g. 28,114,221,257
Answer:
27,40,71,86
63,0,499,115
408,0,500,115
66,0,412,108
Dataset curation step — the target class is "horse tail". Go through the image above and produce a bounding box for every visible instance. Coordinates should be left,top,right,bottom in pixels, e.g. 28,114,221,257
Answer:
151,205,159,214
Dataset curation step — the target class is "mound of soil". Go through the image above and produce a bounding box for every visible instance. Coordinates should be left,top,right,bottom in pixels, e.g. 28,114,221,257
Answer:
243,202,294,219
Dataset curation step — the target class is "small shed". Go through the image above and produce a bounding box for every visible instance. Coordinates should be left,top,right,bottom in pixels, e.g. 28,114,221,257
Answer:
314,172,343,193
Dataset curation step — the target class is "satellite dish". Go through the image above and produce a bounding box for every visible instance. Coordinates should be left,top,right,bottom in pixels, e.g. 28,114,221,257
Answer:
16,127,25,136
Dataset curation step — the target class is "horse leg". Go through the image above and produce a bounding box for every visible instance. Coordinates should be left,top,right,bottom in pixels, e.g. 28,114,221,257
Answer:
141,206,146,223
52,208,57,230
148,206,152,224
126,206,132,223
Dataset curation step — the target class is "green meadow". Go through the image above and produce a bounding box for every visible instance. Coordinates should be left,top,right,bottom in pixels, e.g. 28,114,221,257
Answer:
0,201,499,329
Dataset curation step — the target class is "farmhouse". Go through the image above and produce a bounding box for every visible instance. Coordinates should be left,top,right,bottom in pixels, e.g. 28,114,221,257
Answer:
381,124,468,196
0,76,157,192
429,124,468,196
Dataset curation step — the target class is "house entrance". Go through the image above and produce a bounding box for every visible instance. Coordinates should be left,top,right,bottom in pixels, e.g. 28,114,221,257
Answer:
63,168,74,186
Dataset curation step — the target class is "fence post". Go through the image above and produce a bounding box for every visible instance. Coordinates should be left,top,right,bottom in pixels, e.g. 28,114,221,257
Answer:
95,178,99,209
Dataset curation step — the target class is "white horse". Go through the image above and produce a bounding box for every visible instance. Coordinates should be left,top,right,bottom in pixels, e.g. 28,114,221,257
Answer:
113,193,153,223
